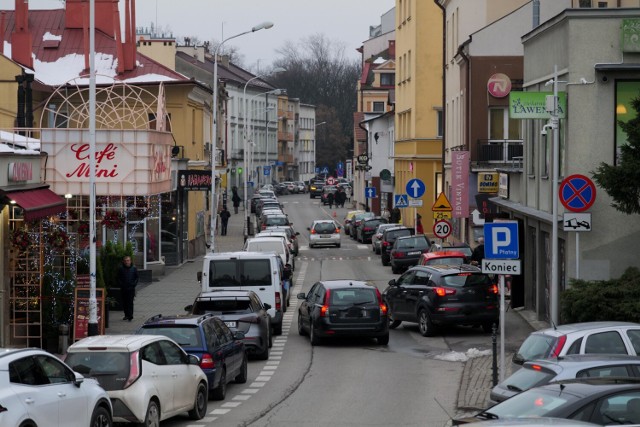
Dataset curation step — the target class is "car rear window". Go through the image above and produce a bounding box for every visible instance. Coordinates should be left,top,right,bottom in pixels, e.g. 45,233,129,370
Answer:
424,256,465,266
442,272,493,287
387,229,411,240
516,333,558,362
396,236,429,249
65,351,130,391
314,222,337,232
139,326,202,347
501,364,557,392
330,288,377,306
265,217,288,226
193,299,253,315
208,259,271,287
246,241,284,254
487,388,576,418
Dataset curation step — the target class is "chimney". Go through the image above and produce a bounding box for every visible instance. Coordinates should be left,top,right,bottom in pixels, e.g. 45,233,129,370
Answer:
388,40,395,59
66,0,118,35
11,0,33,68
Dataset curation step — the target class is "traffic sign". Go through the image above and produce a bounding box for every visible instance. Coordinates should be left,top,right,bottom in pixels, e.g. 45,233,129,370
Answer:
320,166,330,175
263,166,270,176
406,178,426,199
432,192,452,212
365,187,377,198
563,213,591,232
394,194,408,208
484,222,519,259
481,259,521,275
408,199,423,207
433,220,452,239
247,181,254,187
559,174,596,213
326,177,337,185
433,211,452,220
357,154,369,164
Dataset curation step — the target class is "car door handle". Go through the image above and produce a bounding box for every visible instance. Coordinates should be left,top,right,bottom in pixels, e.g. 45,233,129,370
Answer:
25,398,34,405
57,392,66,398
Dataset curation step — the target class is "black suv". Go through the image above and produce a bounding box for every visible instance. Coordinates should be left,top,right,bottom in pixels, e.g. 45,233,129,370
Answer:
137,313,248,400
309,181,324,199
356,217,388,243
382,264,499,337
380,226,414,266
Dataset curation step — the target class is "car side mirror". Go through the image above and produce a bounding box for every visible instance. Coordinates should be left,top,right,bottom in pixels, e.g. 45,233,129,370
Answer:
184,304,193,312
388,279,397,286
297,292,306,300
264,303,271,310
197,271,202,283
188,354,200,365
73,371,85,387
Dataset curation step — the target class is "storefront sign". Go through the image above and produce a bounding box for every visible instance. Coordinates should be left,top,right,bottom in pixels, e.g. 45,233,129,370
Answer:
451,151,469,218
499,173,509,199
179,170,213,190
487,73,512,98
478,172,499,193
8,162,33,182
509,91,567,119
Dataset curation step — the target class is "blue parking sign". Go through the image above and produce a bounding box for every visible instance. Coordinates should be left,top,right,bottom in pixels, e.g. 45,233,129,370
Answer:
484,222,519,259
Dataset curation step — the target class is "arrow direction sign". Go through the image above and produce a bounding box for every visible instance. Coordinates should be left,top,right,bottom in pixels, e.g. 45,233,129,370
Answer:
394,194,408,208
406,178,425,199
365,187,377,199
471,209,485,225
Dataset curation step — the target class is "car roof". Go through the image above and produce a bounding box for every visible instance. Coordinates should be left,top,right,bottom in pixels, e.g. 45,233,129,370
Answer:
196,290,255,299
317,280,375,289
533,321,640,336
141,313,214,326
204,251,279,260
410,264,482,274
396,234,428,240
246,237,285,244
525,354,640,370
68,334,170,351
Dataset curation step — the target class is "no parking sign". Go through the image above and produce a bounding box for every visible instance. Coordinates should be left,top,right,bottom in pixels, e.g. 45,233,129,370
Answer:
559,174,596,213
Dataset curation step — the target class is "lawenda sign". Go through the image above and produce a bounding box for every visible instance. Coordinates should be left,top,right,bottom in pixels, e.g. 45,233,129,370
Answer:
509,91,567,119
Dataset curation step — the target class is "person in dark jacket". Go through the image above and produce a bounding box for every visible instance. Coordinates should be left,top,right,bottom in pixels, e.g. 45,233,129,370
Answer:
231,186,241,214
470,237,485,266
219,206,231,235
117,256,139,321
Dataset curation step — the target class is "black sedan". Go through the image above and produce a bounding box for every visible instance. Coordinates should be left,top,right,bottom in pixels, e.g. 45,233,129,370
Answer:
356,216,388,243
452,378,640,425
297,280,389,346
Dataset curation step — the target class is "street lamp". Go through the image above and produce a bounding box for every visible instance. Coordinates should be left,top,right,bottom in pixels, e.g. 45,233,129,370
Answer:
210,21,273,253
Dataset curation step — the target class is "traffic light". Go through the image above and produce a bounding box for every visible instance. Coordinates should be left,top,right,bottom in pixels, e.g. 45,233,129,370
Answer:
237,167,243,174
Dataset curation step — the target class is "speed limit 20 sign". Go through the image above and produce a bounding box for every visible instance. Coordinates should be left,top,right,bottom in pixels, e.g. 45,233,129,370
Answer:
433,220,452,239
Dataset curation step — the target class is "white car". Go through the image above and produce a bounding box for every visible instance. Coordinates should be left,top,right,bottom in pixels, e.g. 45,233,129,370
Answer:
255,230,296,259
308,219,341,248
65,334,208,425
243,236,293,270
0,347,113,427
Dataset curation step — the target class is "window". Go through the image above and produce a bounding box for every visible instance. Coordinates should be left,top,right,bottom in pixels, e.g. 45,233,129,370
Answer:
489,108,520,140
578,0,592,6
380,73,395,86
158,339,186,364
437,110,443,138
36,355,75,383
373,102,385,112
584,331,627,354
598,1,608,7
616,81,640,165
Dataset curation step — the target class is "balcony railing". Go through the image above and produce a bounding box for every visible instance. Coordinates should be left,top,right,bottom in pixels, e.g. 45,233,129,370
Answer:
475,139,523,168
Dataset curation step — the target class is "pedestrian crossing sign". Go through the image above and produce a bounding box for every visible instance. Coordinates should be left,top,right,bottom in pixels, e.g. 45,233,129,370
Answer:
394,194,409,208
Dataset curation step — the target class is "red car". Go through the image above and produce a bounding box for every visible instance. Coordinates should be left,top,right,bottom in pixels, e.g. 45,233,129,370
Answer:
419,251,467,266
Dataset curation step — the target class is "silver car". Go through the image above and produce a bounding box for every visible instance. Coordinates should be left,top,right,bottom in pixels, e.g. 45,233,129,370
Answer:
308,219,341,248
372,223,400,254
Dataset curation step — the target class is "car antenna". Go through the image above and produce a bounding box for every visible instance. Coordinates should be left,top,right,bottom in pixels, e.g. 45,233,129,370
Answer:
433,397,454,425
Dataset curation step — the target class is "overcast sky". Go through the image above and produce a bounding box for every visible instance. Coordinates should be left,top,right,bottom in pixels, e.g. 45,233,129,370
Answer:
4,0,394,70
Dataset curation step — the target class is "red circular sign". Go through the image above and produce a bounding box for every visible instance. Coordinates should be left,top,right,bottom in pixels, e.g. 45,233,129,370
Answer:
433,220,452,239
326,177,336,185
559,174,596,213
487,73,512,98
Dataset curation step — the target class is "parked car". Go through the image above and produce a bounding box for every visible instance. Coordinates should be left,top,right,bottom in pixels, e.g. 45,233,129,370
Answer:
320,185,338,205
258,212,290,231
383,264,499,336
294,181,307,193
512,321,640,369
264,225,300,255
0,347,113,427
343,210,365,236
356,216,388,243
380,226,414,266
489,354,640,406
308,219,341,248
65,334,208,424
250,194,263,213
349,211,375,239
459,418,602,426
372,223,400,254
389,234,432,273
244,236,294,273
185,290,272,360
297,280,389,345
309,180,324,198
452,378,640,425
255,230,297,257
419,250,467,266
429,241,473,263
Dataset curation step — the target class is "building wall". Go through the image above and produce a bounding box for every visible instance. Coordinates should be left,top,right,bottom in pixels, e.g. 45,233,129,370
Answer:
137,38,177,70
297,104,316,182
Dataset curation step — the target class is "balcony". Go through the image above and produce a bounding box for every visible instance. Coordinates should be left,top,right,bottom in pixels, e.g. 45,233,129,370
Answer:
475,139,523,169
277,109,295,121
278,131,294,142
278,153,294,164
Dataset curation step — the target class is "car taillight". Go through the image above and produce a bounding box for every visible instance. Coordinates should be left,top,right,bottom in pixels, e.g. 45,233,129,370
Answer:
531,364,542,371
550,335,567,357
200,353,215,370
333,228,340,234
275,292,282,311
489,284,499,294
382,241,390,247
435,287,456,297
392,251,405,258
310,229,317,234
375,288,388,315
124,350,141,389
261,224,266,230
320,289,331,317
363,227,373,232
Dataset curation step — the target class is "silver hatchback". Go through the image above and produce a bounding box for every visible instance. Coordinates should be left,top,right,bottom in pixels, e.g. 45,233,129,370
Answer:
308,220,341,248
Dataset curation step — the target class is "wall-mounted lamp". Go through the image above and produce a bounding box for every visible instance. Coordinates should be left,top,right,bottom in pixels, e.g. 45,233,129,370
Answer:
616,104,628,115
64,193,73,199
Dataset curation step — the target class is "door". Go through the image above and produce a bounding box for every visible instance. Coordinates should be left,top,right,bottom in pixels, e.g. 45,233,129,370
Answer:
9,355,60,426
212,318,241,375
301,283,323,331
141,342,174,414
404,269,431,320
388,271,415,319
157,339,194,412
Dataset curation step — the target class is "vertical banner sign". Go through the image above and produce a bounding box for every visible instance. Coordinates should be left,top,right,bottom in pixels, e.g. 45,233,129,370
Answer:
451,151,469,218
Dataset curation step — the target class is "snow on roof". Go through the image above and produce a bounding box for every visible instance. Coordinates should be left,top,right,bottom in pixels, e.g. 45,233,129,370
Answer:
0,130,40,154
373,56,386,64
43,32,62,42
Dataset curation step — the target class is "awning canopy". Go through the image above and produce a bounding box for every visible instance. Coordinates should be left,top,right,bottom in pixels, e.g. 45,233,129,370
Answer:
4,187,66,220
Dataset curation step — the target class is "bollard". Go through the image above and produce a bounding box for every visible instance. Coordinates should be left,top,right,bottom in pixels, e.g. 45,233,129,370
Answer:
492,322,498,387
58,323,69,355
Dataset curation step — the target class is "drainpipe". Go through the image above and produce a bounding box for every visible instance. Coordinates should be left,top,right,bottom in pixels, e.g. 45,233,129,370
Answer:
434,0,446,194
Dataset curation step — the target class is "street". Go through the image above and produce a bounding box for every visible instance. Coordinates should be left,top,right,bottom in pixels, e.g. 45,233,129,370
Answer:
113,193,538,427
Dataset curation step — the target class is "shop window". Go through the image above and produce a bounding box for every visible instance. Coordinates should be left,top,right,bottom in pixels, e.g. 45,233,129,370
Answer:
615,81,640,165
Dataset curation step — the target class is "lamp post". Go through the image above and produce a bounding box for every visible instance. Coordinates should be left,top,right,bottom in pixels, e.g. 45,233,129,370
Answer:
88,0,98,336
549,65,560,326
210,21,273,253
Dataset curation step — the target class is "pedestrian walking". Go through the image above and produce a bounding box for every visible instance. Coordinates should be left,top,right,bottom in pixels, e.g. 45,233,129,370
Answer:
117,255,139,321
416,213,424,234
470,237,485,266
231,186,241,214
219,206,231,236
345,186,352,202
390,207,401,223
327,191,334,209
337,188,346,208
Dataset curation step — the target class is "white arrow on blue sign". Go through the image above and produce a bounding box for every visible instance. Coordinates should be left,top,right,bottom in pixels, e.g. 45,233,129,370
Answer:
365,187,377,198
406,178,426,199
394,194,408,208
263,166,270,176
484,222,519,259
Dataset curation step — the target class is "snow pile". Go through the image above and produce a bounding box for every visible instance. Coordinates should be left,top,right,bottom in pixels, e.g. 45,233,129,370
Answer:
435,348,492,362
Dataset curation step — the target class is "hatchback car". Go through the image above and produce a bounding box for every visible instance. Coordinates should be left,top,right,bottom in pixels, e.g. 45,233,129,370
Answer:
297,280,389,345
383,264,499,336
490,354,640,406
343,210,365,236
308,219,341,248
309,180,324,198
349,211,375,239
185,290,272,360
259,213,290,230
0,347,113,427
255,230,297,257
136,314,247,401
294,181,307,193
453,378,640,425
264,225,300,255
244,235,294,272
356,216,388,243
389,234,432,273
380,226,414,265
372,223,400,254
512,321,640,369
66,334,208,425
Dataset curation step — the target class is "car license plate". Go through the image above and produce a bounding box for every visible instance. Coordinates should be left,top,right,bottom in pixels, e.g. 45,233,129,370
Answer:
408,251,421,255
225,321,237,328
320,235,331,238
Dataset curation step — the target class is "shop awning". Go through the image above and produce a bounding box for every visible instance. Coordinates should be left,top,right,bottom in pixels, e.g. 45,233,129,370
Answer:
4,188,66,220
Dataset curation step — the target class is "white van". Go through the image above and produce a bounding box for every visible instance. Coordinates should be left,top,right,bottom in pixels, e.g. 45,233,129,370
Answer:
198,251,286,335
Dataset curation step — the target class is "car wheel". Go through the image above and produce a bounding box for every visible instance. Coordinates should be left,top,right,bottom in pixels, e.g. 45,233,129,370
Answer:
388,310,402,329
310,324,321,346
142,400,160,427
298,314,307,336
235,354,249,382
211,367,227,400
90,404,112,427
273,322,283,336
418,309,436,337
377,334,390,345
188,382,208,420
482,321,497,333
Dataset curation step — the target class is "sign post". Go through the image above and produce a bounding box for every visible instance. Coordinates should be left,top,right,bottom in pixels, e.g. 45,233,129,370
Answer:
406,179,425,233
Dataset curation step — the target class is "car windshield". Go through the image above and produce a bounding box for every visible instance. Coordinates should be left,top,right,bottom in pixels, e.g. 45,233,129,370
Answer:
396,237,429,249
192,299,253,315
482,387,576,419
442,273,493,287
139,326,201,347
329,288,377,306
314,222,336,232
516,334,558,362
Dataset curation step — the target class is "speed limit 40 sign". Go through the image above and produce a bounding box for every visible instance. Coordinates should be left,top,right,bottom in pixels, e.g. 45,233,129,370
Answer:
433,220,452,239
